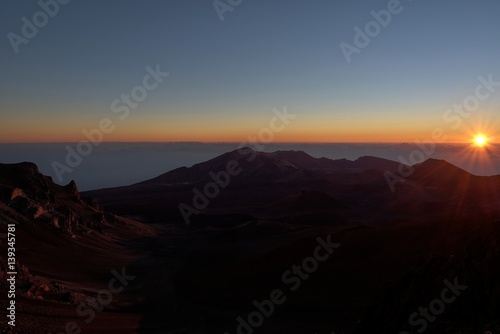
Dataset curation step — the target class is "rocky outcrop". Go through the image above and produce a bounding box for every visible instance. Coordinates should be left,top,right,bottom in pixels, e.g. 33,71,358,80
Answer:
0,162,108,235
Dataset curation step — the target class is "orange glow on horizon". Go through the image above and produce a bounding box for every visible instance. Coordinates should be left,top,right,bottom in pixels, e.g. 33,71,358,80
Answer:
1,113,497,144
1,134,495,144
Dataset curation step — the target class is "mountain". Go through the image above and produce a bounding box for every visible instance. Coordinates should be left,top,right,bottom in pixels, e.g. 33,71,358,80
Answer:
140,148,403,186
87,148,500,227
84,148,406,224
389,158,500,221
3,152,500,333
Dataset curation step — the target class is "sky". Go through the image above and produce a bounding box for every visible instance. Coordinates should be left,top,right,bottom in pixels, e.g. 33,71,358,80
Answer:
1,0,500,143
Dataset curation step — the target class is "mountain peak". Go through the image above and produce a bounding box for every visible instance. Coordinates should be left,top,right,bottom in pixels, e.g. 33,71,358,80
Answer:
416,158,470,175
409,158,473,186
138,149,409,190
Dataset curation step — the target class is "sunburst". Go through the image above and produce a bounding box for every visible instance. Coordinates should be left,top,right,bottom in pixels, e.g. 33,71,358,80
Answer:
473,134,487,147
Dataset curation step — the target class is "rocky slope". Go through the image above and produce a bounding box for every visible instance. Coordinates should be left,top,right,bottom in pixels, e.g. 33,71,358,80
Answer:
0,162,156,334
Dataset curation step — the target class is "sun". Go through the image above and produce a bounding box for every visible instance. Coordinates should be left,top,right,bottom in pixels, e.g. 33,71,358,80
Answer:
474,134,487,147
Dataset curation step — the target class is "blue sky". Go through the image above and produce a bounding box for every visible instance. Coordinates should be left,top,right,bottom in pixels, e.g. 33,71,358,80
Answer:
1,0,500,142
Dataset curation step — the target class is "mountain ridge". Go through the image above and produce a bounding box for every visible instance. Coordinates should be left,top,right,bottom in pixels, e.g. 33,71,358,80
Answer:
81,149,500,227
2,153,500,333
138,148,407,186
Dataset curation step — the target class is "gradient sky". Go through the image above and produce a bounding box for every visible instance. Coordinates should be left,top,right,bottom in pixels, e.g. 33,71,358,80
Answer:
1,0,500,143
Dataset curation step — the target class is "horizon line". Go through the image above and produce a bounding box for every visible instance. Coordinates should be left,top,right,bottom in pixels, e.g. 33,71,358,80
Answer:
0,140,489,145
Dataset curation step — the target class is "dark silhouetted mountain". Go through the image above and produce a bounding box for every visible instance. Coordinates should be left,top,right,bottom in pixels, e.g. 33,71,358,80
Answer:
5,152,499,333
140,148,403,186
388,158,500,221
274,189,343,211
85,149,407,224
